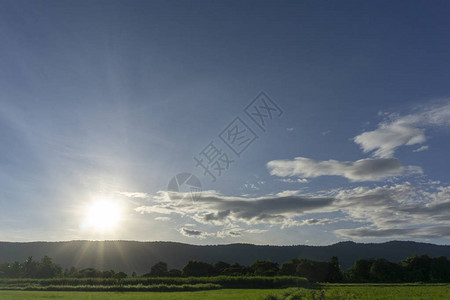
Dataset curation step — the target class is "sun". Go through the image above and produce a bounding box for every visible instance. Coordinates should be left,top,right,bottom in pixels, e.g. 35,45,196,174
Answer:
81,199,122,232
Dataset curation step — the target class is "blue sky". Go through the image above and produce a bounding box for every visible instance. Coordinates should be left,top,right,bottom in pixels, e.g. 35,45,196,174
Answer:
1,0,450,245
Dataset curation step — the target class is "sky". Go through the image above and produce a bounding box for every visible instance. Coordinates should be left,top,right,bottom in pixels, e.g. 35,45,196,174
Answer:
1,0,450,245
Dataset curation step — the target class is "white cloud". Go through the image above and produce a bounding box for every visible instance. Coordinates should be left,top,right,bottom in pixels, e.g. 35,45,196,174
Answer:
216,230,242,238
267,157,422,182
279,178,296,183
354,102,450,158
354,120,425,158
154,217,171,222
116,191,150,199
413,145,429,152
287,128,294,131
246,229,268,234
243,183,260,190
279,178,309,183
275,190,302,197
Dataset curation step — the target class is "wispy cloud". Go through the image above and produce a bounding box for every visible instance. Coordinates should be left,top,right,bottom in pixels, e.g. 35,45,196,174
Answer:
246,229,268,234
116,191,150,199
267,157,422,182
216,230,242,238
413,145,429,152
354,102,450,158
279,178,309,183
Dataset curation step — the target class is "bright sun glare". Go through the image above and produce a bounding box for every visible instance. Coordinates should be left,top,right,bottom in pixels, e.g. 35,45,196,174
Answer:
82,199,122,232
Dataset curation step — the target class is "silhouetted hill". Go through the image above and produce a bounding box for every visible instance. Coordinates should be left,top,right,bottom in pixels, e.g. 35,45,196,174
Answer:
1,240,449,275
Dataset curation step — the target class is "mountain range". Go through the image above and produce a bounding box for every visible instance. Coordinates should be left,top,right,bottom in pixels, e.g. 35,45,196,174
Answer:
1,240,449,275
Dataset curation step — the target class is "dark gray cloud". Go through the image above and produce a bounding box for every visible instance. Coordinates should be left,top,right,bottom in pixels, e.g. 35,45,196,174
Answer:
136,191,334,227
335,227,416,238
191,194,334,225
203,210,231,222
300,218,336,225
400,201,450,216
179,228,205,237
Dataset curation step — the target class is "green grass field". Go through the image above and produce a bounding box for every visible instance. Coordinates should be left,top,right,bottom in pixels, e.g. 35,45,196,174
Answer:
1,284,450,300
265,284,450,299
0,289,276,300
0,276,310,291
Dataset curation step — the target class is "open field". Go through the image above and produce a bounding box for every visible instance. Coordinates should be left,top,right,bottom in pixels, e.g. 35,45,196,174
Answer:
266,284,450,299
1,284,450,299
0,289,277,300
0,276,310,291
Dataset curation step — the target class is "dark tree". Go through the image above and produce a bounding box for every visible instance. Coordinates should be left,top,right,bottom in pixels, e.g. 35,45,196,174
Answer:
168,268,182,277
223,263,248,276
279,258,300,276
150,261,168,277
102,270,116,278
347,258,375,282
36,256,62,278
115,271,128,279
214,261,230,275
430,256,450,282
250,260,279,276
23,256,38,278
326,256,343,283
402,254,432,282
369,258,404,282
8,262,23,278
64,266,79,278
182,260,214,277
79,268,102,278
296,259,330,282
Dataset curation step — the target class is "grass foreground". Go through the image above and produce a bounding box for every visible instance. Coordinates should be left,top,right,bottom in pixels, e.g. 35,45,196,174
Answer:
1,284,450,300
0,289,276,300
0,276,311,291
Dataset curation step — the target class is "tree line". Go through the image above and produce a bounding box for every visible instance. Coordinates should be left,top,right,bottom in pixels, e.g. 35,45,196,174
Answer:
0,256,128,279
2,254,450,282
